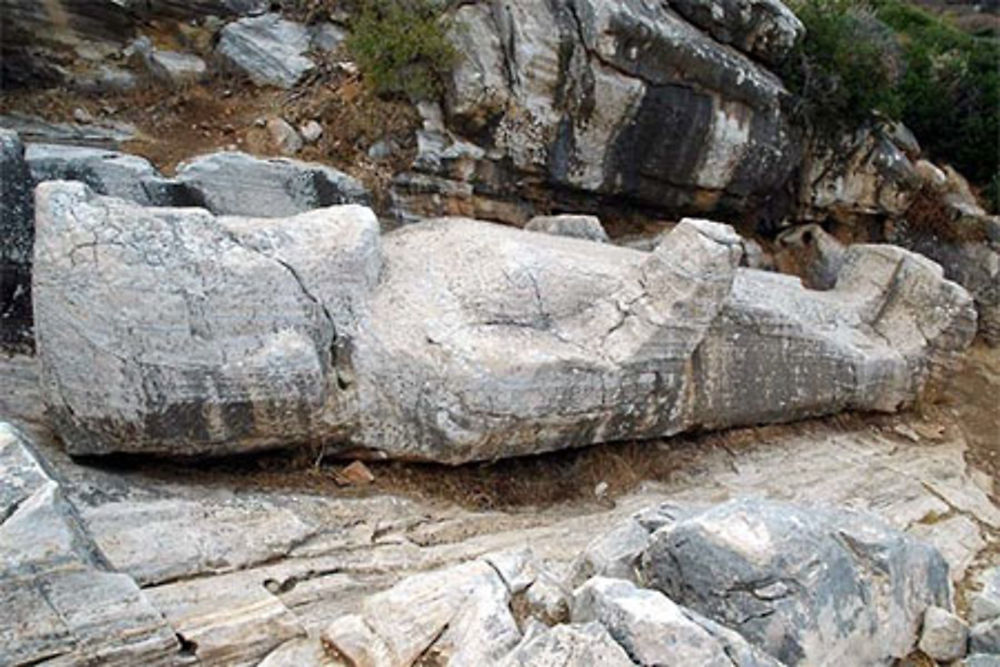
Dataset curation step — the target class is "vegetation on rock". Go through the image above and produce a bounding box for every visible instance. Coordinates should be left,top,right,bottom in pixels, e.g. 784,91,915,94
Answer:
345,0,458,100
783,0,999,210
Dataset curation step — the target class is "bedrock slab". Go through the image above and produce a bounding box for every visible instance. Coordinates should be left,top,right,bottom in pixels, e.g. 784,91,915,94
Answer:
33,184,976,461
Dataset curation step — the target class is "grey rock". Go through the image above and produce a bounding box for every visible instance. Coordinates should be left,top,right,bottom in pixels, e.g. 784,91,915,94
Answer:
0,423,180,665
525,573,572,625
918,606,969,662
300,120,324,144
1,130,34,350
309,22,348,52
323,558,518,666
571,577,736,666
499,622,635,667
0,113,137,149
144,49,208,86
267,117,304,155
971,567,1000,623
569,519,650,586
367,139,394,161
640,498,951,665
25,143,163,205
525,214,610,243
72,65,139,93
775,223,846,289
34,181,380,456
175,151,370,217
217,13,316,88
670,0,805,65
34,189,977,459
971,617,1000,655
965,655,1000,667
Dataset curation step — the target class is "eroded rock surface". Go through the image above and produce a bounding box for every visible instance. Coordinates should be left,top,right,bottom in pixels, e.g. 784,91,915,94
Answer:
0,129,34,350
33,184,976,461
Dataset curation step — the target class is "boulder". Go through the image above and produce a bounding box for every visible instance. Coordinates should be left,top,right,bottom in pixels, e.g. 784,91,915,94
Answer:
25,143,165,206
216,13,316,89
34,183,978,460
0,112,137,149
0,130,34,350
639,498,952,665
174,151,371,217
34,181,380,456
918,606,969,663
525,214,610,243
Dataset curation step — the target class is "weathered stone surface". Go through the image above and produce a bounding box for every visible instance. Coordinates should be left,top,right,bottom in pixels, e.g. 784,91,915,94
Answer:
570,577,740,666
35,185,978,460
972,567,1000,624
525,214,610,243
964,656,1000,667
919,606,969,662
322,558,518,666
0,423,181,665
640,498,951,665
0,129,34,350
34,182,380,456
499,622,635,667
144,49,208,86
0,112,137,148
670,0,804,65
267,117,304,156
174,151,370,217
568,518,649,586
25,143,164,205
217,13,316,89
436,0,801,223
971,618,1000,655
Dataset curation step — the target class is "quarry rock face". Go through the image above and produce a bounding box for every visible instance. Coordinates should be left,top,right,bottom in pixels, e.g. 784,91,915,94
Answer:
432,0,802,223
33,184,977,461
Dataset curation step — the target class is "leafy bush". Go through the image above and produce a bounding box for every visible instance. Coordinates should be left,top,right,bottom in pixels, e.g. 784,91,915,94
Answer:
780,0,903,131
345,0,458,100
783,0,999,210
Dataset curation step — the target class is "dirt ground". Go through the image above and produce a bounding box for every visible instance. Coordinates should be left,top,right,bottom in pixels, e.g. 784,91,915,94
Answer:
0,60,419,214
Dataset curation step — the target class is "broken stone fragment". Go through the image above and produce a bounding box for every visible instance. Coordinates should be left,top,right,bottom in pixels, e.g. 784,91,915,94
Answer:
918,606,969,663
525,214,610,243
216,13,316,89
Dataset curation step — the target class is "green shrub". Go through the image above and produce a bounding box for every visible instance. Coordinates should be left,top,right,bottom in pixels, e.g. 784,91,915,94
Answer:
345,0,458,100
783,0,999,210
781,0,903,132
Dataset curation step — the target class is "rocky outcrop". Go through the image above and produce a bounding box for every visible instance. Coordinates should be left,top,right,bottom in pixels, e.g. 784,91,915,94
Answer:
0,423,181,664
0,130,34,350
411,0,802,225
318,499,953,666
33,184,977,461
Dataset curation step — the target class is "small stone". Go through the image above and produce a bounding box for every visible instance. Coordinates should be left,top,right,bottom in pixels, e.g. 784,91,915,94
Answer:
918,606,969,662
893,423,921,442
914,422,946,441
970,617,1000,654
594,481,609,499
339,461,375,486
367,140,393,161
971,567,1000,623
299,120,323,144
525,215,609,243
266,117,303,155
73,107,94,124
